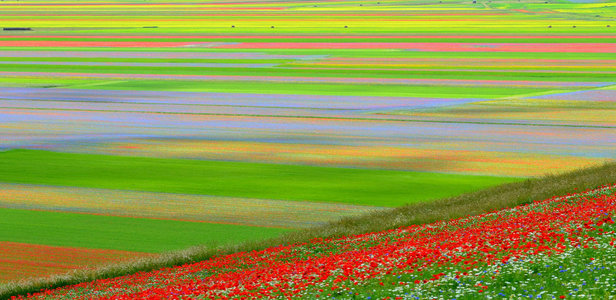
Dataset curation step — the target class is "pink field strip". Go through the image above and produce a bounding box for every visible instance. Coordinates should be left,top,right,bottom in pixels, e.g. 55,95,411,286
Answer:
217,42,616,52
0,13,509,16
326,57,616,64
0,2,287,6
0,41,199,48
184,13,511,16
2,35,614,39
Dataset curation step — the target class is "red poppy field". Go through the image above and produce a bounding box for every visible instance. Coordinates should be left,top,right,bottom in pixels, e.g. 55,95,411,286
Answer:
13,183,616,299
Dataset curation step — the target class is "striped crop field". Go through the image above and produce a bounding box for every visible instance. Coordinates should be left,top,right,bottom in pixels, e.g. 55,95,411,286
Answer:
12,181,616,299
0,0,614,287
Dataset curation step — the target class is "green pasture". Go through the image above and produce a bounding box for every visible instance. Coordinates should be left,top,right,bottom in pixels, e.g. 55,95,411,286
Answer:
2,58,615,73
0,62,611,81
0,77,604,97
0,207,288,253
0,78,560,99
71,80,557,99
0,150,521,207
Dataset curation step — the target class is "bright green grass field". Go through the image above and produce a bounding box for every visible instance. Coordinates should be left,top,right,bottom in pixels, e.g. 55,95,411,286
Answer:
0,149,520,207
70,79,554,99
0,207,288,253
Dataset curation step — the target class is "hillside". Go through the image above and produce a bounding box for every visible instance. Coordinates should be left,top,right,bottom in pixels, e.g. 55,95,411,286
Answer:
3,162,616,299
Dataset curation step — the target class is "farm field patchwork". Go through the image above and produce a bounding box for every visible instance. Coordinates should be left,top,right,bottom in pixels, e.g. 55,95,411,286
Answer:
0,150,520,207
14,182,616,299
0,0,615,287
0,183,381,229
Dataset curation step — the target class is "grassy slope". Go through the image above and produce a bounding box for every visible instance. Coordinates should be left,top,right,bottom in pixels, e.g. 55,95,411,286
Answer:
1,161,614,299
0,150,519,207
0,208,288,253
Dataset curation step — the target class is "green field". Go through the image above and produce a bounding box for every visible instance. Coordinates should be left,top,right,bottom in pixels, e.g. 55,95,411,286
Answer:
0,207,288,253
0,150,520,207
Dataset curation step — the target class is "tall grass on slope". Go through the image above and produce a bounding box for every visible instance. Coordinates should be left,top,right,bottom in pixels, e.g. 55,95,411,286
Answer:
2,162,616,299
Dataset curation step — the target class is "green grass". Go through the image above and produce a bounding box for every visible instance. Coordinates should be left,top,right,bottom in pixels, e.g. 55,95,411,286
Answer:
0,207,288,253
70,79,554,99
0,63,610,83
0,149,519,207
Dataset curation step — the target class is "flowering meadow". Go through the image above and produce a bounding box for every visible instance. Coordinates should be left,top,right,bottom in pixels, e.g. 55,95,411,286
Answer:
1,0,615,292
16,184,616,299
